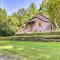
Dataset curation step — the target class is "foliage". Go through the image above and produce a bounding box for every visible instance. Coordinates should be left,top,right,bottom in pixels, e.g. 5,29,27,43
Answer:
28,3,38,17
0,8,19,36
0,35,60,41
0,31,60,41
0,3,39,36
39,0,49,18
0,8,7,20
0,1,60,36
40,0,60,27
12,3,38,25
47,0,60,27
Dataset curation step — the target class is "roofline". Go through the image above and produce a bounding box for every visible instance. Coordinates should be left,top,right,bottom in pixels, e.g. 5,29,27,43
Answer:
25,16,50,23
36,13,49,20
34,17,50,22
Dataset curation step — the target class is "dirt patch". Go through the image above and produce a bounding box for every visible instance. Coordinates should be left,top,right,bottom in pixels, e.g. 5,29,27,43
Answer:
0,53,19,60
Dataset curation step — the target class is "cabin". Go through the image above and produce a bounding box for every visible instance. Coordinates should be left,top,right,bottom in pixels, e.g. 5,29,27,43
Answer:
19,14,56,33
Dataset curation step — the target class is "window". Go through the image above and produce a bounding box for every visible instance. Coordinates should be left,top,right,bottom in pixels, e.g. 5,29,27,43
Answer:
39,22,41,26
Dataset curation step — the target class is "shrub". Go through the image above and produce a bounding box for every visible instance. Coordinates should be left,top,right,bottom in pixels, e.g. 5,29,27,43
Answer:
0,35,60,42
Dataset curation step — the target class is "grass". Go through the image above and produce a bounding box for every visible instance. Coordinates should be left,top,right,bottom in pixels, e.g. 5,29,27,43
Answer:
0,41,60,60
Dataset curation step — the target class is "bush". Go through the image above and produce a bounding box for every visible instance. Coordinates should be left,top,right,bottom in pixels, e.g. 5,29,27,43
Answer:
0,35,60,42
0,17,19,36
15,31,60,36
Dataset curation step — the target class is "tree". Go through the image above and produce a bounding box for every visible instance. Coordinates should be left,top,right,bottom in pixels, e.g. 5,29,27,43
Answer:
28,3,38,18
0,8,7,20
12,8,27,25
0,8,19,36
7,16,19,34
0,8,8,36
47,0,60,27
39,0,49,18
12,3,38,25
40,0,60,27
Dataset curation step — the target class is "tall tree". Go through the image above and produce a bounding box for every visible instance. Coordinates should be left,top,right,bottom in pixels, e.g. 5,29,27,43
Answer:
47,0,60,27
39,0,49,18
28,3,38,18
0,8,7,20
0,8,19,36
40,0,60,27
12,3,38,25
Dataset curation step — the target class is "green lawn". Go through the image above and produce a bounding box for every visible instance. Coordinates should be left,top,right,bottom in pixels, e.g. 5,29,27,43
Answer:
0,41,60,60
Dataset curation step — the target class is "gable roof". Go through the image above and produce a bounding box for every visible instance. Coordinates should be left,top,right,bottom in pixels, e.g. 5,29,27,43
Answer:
25,14,50,23
24,14,56,27
35,14,49,22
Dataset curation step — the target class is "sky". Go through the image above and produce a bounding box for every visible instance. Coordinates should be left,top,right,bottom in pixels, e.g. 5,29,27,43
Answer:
2,0,42,15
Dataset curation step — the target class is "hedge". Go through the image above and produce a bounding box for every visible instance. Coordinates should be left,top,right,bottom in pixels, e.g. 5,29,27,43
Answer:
0,35,60,42
15,31,60,36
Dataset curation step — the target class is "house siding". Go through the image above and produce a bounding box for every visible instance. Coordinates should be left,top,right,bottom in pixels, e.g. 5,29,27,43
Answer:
31,19,52,32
